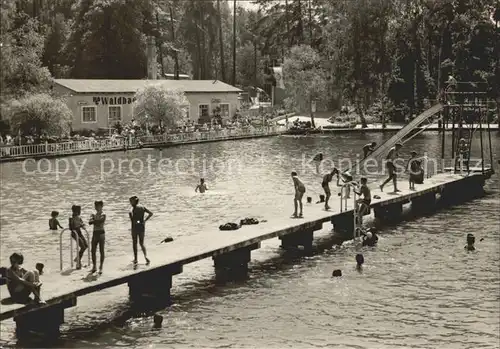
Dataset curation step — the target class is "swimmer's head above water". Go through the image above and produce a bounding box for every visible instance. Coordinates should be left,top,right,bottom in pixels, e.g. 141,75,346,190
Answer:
356,253,364,266
51,211,59,218
200,178,205,184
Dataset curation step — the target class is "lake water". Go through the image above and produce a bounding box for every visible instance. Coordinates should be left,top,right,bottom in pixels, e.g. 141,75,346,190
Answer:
0,131,499,348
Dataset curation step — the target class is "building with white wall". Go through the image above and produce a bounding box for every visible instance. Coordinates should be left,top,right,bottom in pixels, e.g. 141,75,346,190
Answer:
52,79,242,131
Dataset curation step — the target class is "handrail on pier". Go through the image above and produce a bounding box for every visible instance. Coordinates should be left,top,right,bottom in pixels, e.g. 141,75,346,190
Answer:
60,227,91,271
339,181,361,239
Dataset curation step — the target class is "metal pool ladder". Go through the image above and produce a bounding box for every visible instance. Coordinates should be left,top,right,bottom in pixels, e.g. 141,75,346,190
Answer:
59,227,91,271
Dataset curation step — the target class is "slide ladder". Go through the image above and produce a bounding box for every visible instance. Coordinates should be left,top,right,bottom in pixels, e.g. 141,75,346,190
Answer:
60,227,91,271
346,103,444,175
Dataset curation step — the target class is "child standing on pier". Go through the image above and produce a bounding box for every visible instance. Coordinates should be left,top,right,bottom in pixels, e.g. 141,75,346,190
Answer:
129,196,153,265
354,177,371,226
89,201,106,274
406,151,423,190
321,168,339,210
291,172,305,218
69,205,88,270
380,143,402,193
313,153,324,174
49,211,63,230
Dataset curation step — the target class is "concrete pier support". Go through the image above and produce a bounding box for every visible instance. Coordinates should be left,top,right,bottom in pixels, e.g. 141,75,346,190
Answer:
411,192,436,214
374,203,404,225
439,176,485,206
331,212,355,240
279,230,314,254
213,243,260,281
14,297,76,343
128,264,183,304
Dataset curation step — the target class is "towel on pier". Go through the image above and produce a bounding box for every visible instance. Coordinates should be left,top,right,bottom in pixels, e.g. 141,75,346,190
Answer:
240,218,259,225
219,223,240,231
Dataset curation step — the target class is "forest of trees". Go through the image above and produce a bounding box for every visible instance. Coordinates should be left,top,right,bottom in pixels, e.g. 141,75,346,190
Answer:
1,0,499,132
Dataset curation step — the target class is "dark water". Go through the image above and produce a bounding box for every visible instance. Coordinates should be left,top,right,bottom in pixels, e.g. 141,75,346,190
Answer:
0,131,499,348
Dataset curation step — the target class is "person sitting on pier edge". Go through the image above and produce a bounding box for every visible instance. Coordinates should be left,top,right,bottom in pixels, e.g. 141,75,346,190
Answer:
129,196,153,265
465,233,475,251
69,205,88,270
89,201,106,274
195,178,208,193
362,229,379,247
49,210,63,230
322,168,339,210
363,142,377,158
380,143,403,193
356,254,364,271
354,177,371,226
5,253,44,304
313,153,324,174
291,172,305,218
406,151,424,190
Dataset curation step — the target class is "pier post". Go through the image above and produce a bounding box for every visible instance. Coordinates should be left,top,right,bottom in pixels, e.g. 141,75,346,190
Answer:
411,192,436,214
373,203,403,225
331,212,355,240
128,264,183,304
213,243,260,281
279,223,322,255
14,297,76,343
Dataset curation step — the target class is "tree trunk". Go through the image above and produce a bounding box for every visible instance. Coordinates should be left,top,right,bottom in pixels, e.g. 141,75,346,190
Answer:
156,11,164,77
309,96,315,128
217,0,225,82
232,0,236,86
169,6,179,79
254,40,257,87
285,0,290,47
356,99,368,128
308,0,313,45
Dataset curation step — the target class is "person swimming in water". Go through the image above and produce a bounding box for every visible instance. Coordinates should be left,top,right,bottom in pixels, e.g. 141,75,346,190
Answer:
362,229,379,247
49,211,63,230
356,254,364,271
465,233,475,251
195,178,208,193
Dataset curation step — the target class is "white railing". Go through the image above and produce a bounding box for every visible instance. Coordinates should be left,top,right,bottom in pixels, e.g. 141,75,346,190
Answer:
0,126,285,160
59,227,91,271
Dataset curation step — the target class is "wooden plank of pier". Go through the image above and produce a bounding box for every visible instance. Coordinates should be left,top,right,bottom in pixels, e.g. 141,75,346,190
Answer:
0,172,484,321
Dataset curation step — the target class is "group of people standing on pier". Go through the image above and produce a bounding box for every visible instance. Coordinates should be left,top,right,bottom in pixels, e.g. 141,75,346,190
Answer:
291,141,425,222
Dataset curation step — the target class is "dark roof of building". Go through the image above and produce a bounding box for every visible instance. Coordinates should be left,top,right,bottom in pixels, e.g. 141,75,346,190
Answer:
53,79,242,94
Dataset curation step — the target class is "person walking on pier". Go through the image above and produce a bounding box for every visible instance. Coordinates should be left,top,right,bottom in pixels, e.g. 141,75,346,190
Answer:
129,196,153,265
380,143,402,193
313,153,324,174
69,205,88,270
362,142,377,158
291,172,305,218
322,168,339,210
89,201,106,274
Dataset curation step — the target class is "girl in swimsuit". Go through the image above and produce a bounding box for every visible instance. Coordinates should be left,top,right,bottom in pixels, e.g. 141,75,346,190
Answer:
69,205,88,269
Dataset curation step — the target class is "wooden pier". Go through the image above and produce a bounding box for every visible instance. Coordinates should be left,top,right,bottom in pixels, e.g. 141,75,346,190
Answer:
0,170,492,341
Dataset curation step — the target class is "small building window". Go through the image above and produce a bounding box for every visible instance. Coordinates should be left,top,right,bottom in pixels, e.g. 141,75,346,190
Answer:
219,103,230,118
82,106,97,123
199,104,209,119
108,105,122,125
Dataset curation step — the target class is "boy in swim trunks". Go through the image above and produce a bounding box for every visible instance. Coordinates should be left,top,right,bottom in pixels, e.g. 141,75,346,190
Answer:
69,205,88,269
291,172,305,218
322,168,339,210
380,143,402,192
354,177,371,225
129,196,153,265
49,211,63,230
406,151,423,190
313,153,323,174
89,201,106,274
